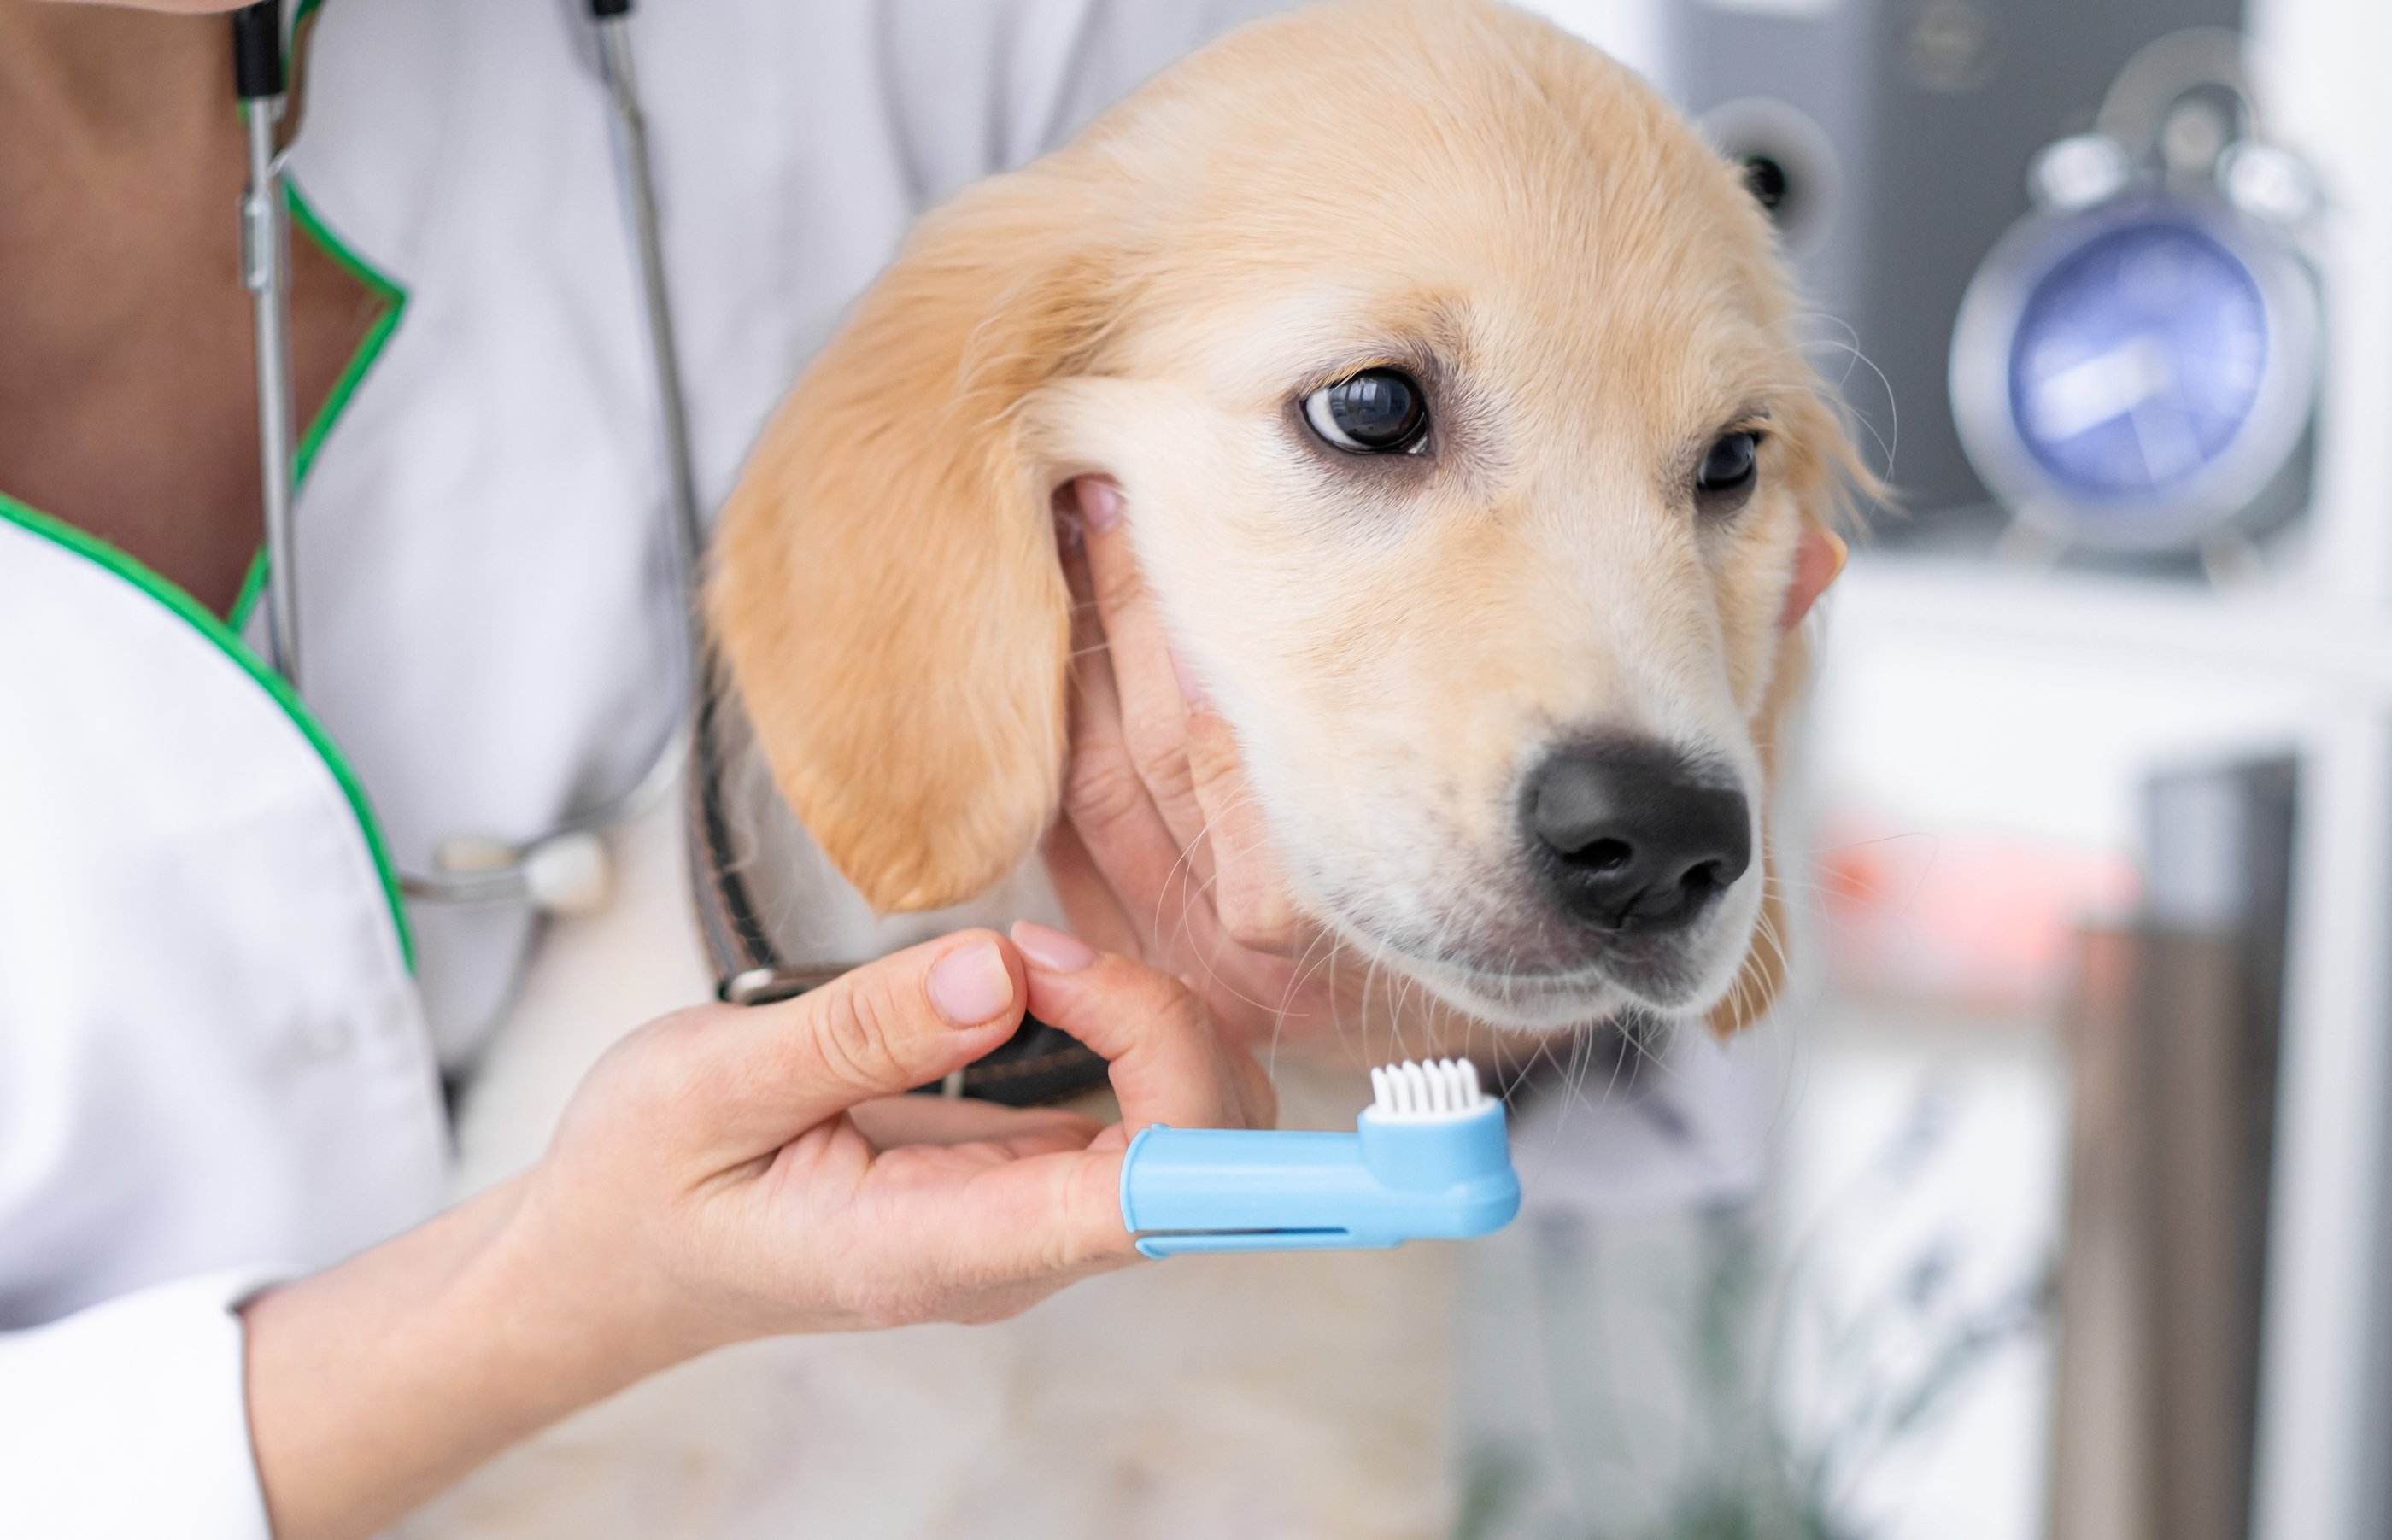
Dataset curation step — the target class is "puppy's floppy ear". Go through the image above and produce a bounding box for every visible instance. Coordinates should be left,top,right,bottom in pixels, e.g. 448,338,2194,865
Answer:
1706,389,1869,1037
708,164,1120,913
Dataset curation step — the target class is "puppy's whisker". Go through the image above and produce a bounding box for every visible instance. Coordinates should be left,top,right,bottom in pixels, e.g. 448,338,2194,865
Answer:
1176,866,1299,1024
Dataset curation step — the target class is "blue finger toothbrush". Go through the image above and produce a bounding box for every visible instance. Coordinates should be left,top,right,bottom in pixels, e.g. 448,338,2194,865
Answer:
1118,1057,1521,1257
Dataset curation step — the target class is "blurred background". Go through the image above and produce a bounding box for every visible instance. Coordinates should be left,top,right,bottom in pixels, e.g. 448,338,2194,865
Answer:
1449,1,2392,1537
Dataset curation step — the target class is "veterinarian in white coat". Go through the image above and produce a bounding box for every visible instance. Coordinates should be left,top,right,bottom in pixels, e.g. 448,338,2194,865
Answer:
0,1,1281,1536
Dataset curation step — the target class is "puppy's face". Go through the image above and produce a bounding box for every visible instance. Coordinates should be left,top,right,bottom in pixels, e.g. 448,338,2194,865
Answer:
712,0,1856,1034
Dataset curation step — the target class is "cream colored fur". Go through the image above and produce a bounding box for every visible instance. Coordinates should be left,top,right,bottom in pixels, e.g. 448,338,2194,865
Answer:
710,0,1859,1039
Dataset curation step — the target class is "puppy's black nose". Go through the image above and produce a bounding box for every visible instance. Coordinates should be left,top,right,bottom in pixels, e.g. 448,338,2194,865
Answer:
1526,741,1751,932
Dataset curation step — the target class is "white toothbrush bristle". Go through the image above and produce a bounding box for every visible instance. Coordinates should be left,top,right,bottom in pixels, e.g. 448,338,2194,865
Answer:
1370,1056,1486,1118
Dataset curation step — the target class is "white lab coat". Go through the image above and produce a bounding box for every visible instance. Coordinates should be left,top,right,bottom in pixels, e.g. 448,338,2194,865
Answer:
0,2,1278,1534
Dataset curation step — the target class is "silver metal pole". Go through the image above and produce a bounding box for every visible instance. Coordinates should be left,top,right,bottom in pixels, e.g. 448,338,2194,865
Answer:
240,97,301,687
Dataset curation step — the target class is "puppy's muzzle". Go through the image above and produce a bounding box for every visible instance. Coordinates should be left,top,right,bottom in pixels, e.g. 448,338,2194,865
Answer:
1525,739,1751,934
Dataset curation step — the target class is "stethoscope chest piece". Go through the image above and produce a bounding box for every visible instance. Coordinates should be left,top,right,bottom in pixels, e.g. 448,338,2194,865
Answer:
228,0,696,920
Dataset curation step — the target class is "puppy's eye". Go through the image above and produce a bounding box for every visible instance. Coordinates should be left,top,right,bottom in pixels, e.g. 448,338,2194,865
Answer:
1304,369,1429,454
1695,430,1761,510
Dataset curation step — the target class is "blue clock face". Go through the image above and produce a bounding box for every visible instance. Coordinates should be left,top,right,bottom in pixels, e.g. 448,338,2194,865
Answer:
2005,220,2269,500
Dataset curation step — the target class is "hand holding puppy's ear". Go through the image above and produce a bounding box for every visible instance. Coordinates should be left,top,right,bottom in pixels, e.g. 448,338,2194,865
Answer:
1042,478,1363,1047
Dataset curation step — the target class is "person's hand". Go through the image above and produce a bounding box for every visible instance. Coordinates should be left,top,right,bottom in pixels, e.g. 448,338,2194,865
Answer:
241,926,1269,1540
507,925,1273,1361
1045,477,1395,1048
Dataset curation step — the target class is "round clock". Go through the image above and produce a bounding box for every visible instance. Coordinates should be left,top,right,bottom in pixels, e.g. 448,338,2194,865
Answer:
1949,196,2317,553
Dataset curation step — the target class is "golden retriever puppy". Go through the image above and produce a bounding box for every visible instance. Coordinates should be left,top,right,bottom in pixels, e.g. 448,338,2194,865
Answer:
710,0,1854,1044
413,3,1859,1536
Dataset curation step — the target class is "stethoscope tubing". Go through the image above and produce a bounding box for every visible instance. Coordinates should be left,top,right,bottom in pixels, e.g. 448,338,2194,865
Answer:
234,3,301,686
226,3,1162,1104
232,0,704,916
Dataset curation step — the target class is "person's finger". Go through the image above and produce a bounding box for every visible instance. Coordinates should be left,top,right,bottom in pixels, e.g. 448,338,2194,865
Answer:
1010,922,1275,1133
681,932,1028,1162
854,1145,1146,1305
1072,479,1216,865
1181,704,1310,956
1072,477,1314,964
847,1094,1101,1152
1039,816,1147,962
1056,515,1188,960
1052,500,1325,1036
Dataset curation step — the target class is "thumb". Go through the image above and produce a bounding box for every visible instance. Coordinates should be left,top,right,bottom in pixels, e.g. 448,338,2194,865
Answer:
692,932,1026,1158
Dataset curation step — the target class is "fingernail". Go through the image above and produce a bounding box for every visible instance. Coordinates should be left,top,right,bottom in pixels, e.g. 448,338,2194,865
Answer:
1168,645,1206,706
1011,920,1097,973
928,939,1017,1025
1078,478,1123,534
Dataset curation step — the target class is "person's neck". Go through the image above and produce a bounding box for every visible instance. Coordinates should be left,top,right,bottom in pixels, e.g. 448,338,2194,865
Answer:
0,3,283,617
0,4,232,158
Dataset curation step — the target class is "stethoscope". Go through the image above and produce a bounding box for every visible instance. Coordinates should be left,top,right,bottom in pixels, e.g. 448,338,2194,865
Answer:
230,0,701,920
232,3,1106,1098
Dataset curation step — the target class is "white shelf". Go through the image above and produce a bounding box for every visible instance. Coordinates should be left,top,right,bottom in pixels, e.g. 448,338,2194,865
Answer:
1834,550,2392,695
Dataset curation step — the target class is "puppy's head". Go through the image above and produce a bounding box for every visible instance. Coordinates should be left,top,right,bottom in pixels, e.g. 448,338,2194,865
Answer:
710,0,1861,1034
